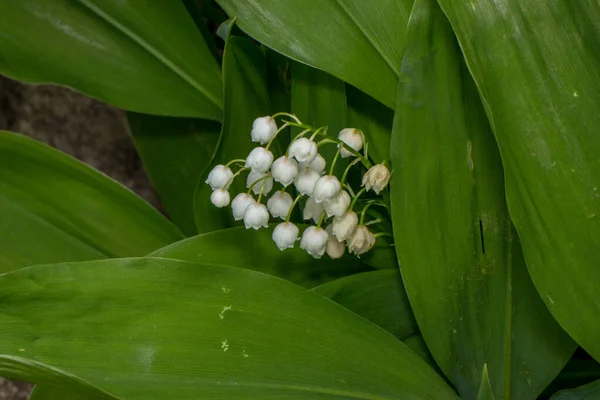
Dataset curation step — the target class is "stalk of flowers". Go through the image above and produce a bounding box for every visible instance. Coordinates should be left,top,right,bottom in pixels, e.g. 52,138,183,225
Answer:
205,112,392,259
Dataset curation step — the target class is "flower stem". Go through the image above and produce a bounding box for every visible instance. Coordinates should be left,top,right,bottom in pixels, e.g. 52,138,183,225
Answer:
344,183,356,198
360,201,379,225
349,187,366,211
316,211,327,228
374,232,393,238
225,159,246,167
266,121,291,150
340,158,361,184
247,174,271,194
317,138,372,168
271,112,301,124
310,126,327,140
328,147,342,176
224,167,248,188
285,194,303,223
364,218,382,226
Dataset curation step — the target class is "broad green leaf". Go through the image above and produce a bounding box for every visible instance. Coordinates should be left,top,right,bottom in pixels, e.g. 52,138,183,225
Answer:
0,0,222,119
29,385,91,400
181,0,221,61
435,0,600,361
0,131,183,273
551,379,600,400
128,114,221,236
0,257,459,399
150,225,370,289
476,365,495,400
390,1,575,399
217,0,414,108
194,33,271,233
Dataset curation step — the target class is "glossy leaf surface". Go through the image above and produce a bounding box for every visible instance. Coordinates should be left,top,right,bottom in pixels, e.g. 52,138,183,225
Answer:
0,258,458,399
391,1,575,398
436,0,600,360
0,0,222,119
0,131,183,273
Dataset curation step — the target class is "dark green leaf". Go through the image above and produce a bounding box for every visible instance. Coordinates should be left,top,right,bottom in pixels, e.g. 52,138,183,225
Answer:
0,0,222,119
128,114,221,236
150,225,370,288
194,34,271,233
551,379,600,400
476,365,495,400
0,131,183,273
436,0,600,361
217,0,414,108
391,1,575,399
0,257,458,399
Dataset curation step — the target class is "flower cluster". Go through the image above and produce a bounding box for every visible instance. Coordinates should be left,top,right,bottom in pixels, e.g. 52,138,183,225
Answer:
205,113,391,259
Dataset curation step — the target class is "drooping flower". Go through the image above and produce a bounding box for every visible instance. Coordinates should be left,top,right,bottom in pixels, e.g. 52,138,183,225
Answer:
267,191,294,219
294,168,320,196
245,147,274,173
205,164,234,190
272,222,299,250
332,211,358,241
299,153,326,175
246,170,273,195
251,116,278,145
271,155,299,187
289,138,318,163
347,225,376,256
210,189,230,208
231,193,255,221
313,175,341,203
338,128,363,158
362,164,391,194
303,196,324,223
300,226,329,259
243,203,270,230
324,190,351,218
325,224,345,259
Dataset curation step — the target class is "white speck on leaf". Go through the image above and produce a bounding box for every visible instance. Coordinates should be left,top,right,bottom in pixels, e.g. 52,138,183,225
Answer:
221,286,230,294
221,339,229,352
242,349,249,358
574,91,579,97
219,305,232,319
18,349,25,352
547,295,556,306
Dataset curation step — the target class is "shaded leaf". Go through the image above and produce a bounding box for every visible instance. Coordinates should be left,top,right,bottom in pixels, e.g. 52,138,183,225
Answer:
0,257,458,399
435,0,600,361
0,0,222,119
128,114,221,236
390,1,576,399
0,131,183,273
476,365,495,400
551,379,600,400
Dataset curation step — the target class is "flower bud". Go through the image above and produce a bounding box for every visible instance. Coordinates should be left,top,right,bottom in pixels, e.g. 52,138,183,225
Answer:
247,170,273,195
332,211,358,241
251,116,277,145
324,190,351,218
245,147,274,173
271,156,299,187
231,193,255,221
326,224,345,259
313,175,341,203
205,164,233,190
294,168,320,196
299,153,326,175
303,196,324,223
267,191,293,219
272,222,299,250
289,138,318,163
338,128,364,158
347,225,376,257
243,203,270,230
210,189,230,208
362,164,391,194
300,226,329,259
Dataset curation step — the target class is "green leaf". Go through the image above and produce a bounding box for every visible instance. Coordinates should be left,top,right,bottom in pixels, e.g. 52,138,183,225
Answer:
551,379,600,400
216,0,414,108
390,1,576,399
0,257,458,399
194,33,271,233
435,0,600,361
0,131,183,273
476,365,495,400
0,0,222,119
128,114,221,236
150,225,370,289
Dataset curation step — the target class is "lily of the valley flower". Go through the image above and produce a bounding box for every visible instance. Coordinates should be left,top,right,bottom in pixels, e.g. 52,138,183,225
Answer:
299,153,326,175
272,222,299,250
289,138,318,163
251,116,278,145
246,170,273,195
271,156,299,187
362,163,391,194
303,196,324,223
300,226,329,259
313,175,341,203
338,128,363,158
243,203,269,230
348,225,376,256
231,193,255,221
210,189,230,208
332,211,358,241
245,147,274,173
294,168,320,196
324,190,351,218
267,191,294,219
206,164,233,190
325,224,345,259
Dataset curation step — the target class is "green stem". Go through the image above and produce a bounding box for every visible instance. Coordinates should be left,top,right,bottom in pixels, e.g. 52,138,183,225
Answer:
271,112,301,124
374,232,393,238
349,187,366,211
225,159,246,167
224,167,248,188
310,126,327,140
285,121,314,130
364,218,382,227
360,201,379,225
344,183,356,198
285,194,303,223
328,147,342,176
316,212,327,228
340,158,361,184
265,122,291,150
318,138,372,168
247,174,271,194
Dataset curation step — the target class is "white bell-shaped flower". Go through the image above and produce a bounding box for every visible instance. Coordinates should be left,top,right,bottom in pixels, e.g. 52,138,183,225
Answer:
267,191,293,219
348,225,376,257
247,170,273,195
294,168,320,196
362,163,391,194
271,156,299,187
231,193,256,221
243,203,269,230
338,128,364,158
251,116,278,145
326,224,345,259
332,211,358,241
272,222,299,250
300,226,329,259
205,164,233,190
289,138,318,163
245,147,274,173
299,153,326,175
303,196,324,223
324,190,351,218
210,189,230,208
313,175,341,203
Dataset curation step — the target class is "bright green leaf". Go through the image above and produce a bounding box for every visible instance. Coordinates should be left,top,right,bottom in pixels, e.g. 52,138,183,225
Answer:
0,131,183,273
0,257,458,399
217,0,414,108
436,0,600,362
476,365,495,400
391,1,576,399
0,0,222,119
551,379,600,400
150,225,370,289
128,114,221,236
194,33,272,233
